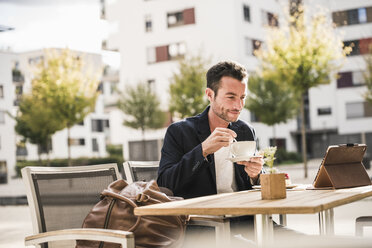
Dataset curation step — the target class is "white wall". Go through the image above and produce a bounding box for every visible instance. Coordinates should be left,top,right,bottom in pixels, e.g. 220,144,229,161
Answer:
0,52,17,179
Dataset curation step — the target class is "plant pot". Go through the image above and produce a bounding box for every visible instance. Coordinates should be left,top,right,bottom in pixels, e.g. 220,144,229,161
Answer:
260,173,286,200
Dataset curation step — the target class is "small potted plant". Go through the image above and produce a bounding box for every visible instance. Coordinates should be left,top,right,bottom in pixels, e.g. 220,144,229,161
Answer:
259,146,286,200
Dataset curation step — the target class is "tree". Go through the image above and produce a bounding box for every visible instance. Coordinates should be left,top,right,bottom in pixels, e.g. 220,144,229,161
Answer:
32,48,100,166
363,45,372,105
117,83,166,160
255,6,350,178
14,94,64,164
169,55,209,119
245,74,298,145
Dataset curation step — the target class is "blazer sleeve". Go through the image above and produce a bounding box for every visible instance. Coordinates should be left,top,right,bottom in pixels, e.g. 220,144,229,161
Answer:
157,123,211,193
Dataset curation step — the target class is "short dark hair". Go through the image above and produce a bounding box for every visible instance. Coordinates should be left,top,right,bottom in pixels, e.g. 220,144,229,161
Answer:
206,61,248,95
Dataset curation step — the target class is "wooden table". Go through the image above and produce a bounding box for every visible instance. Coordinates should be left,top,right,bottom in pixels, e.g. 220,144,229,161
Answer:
134,185,372,246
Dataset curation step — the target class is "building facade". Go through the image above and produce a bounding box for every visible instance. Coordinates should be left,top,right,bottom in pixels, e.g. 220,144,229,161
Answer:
0,48,111,183
104,0,298,160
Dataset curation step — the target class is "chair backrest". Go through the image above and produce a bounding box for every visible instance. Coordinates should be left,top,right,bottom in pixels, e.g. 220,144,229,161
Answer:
21,163,120,241
123,161,159,184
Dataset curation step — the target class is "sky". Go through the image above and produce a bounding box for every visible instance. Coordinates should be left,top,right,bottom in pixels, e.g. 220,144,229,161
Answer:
0,0,116,61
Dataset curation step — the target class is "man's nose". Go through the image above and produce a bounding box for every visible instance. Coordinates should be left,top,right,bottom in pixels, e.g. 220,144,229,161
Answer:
233,99,243,110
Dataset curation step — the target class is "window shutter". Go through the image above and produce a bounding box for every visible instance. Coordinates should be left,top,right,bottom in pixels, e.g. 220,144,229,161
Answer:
359,38,372,54
156,45,169,62
183,8,195,25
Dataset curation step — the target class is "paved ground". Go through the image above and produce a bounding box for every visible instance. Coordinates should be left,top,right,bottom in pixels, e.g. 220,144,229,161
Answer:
0,159,371,247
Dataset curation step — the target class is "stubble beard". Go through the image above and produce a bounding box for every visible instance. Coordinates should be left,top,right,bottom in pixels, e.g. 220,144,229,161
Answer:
212,105,240,123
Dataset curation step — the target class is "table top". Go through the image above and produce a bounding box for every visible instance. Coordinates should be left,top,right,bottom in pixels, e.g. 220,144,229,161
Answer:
134,185,372,216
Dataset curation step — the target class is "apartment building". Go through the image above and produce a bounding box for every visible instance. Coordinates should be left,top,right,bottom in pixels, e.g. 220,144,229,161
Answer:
104,0,298,160
0,49,112,183
302,0,372,158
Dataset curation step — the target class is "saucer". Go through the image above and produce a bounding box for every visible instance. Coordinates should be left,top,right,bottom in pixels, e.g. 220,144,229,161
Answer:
226,155,253,163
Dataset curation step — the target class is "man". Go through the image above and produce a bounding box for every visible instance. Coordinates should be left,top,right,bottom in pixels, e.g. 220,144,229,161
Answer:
157,61,263,199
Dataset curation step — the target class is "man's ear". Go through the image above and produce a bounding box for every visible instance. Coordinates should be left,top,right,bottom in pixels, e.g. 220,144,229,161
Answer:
205,88,214,102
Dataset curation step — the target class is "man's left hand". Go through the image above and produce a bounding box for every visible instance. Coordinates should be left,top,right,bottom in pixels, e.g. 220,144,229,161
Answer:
237,156,264,179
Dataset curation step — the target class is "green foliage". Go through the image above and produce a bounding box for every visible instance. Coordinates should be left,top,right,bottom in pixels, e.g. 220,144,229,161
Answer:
364,45,372,105
15,157,123,177
275,148,302,165
106,144,124,165
33,49,100,129
14,82,64,154
169,55,209,118
256,8,350,96
246,74,298,126
118,82,166,132
255,6,350,177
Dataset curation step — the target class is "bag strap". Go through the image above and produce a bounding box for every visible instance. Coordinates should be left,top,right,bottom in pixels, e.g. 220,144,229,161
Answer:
101,190,142,232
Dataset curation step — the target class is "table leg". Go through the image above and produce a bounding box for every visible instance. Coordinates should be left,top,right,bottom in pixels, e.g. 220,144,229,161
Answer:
318,209,334,235
279,214,287,226
255,214,274,246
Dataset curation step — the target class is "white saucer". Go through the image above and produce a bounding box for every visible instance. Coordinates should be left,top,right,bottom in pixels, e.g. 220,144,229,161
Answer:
226,156,253,163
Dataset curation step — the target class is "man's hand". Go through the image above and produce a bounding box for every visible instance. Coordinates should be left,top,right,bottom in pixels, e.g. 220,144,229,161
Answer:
201,127,236,157
237,156,264,179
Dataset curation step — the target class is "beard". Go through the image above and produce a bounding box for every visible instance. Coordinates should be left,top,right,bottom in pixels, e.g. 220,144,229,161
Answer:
211,105,240,123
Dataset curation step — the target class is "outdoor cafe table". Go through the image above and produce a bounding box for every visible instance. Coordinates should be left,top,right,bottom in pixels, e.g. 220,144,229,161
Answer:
134,185,372,246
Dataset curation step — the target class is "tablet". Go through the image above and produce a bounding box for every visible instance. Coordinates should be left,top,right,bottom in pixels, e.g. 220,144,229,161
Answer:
313,144,371,189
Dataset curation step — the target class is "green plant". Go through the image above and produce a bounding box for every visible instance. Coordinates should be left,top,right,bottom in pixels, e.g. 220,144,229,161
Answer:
259,146,277,173
275,148,302,165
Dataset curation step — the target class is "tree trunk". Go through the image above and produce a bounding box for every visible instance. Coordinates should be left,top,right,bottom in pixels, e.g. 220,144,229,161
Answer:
67,128,72,166
272,125,277,147
46,137,51,167
142,128,147,161
37,145,42,166
300,94,308,178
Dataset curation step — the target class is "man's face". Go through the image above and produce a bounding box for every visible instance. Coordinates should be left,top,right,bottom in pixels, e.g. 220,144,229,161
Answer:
207,76,247,123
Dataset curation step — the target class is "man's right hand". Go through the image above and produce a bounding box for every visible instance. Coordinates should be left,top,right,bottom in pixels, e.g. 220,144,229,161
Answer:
201,127,237,158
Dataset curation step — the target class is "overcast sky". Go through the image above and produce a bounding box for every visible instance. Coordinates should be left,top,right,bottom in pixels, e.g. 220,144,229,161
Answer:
0,0,109,54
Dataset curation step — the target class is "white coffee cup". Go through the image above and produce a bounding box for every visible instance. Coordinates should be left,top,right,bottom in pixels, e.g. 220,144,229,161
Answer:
230,141,256,157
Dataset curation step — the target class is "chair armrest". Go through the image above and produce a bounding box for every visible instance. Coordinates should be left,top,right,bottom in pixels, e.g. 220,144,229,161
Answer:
25,228,134,248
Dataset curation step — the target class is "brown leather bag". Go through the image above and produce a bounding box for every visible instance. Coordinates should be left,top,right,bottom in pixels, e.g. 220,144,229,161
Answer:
76,180,188,248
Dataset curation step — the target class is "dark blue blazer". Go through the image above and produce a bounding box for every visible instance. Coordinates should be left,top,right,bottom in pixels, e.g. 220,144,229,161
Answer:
157,106,257,199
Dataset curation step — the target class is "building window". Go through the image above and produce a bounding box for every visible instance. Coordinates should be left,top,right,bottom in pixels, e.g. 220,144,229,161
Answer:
337,71,365,88
250,112,260,122
145,15,152,32
167,8,195,28
92,138,99,152
333,7,372,26
92,119,109,132
245,37,262,56
359,38,372,54
147,42,186,64
147,79,155,91
0,161,7,184
344,40,360,56
269,138,286,149
0,111,5,124
243,5,250,22
262,10,279,27
69,138,85,146
28,56,44,65
346,102,372,119
0,85,3,98
317,107,332,116
12,62,24,83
